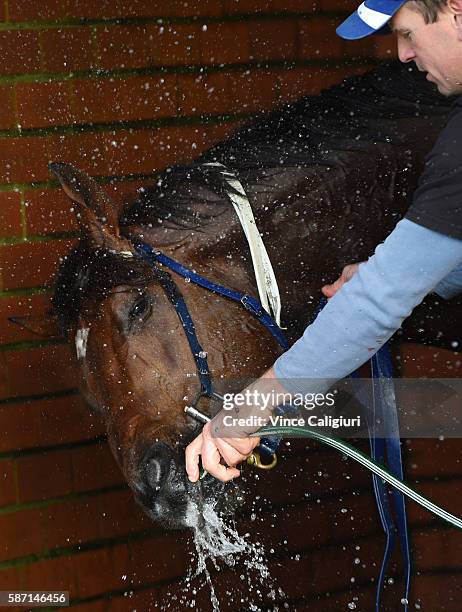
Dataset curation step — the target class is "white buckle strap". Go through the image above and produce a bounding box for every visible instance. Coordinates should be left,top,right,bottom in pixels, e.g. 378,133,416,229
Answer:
357,2,390,29
203,162,283,327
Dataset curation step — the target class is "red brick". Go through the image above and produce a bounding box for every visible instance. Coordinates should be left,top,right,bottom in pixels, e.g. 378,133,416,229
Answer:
71,443,125,494
64,0,125,20
228,69,279,112
0,192,22,238
201,22,250,65
68,0,222,19
405,439,462,478
102,123,240,177
412,573,462,609
0,293,58,346
146,0,222,18
374,35,397,60
0,31,41,76
0,136,49,184
178,73,230,116
16,81,73,129
108,589,162,611
224,0,318,12
25,187,77,235
17,449,73,503
399,342,462,377
298,17,345,60
276,66,348,103
129,534,190,586
320,0,360,10
5,343,77,398
413,529,462,571
75,544,130,598
72,74,178,125
98,489,152,540
103,129,163,177
0,238,75,291
0,86,15,129
21,555,78,597
407,480,462,525
0,395,105,454
148,23,202,67
8,1,65,21
249,19,297,61
0,568,20,590
44,496,101,550
40,27,95,73
0,354,9,398
65,601,106,612
0,507,45,561
95,24,153,71
66,0,145,20
0,460,17,506
47,132,109,178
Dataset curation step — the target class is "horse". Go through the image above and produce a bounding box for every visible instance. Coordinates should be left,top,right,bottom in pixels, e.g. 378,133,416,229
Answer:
14,60,459,530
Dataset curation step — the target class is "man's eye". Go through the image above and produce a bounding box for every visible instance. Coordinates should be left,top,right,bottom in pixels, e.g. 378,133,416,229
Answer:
129,294,152,323
403,31,412,40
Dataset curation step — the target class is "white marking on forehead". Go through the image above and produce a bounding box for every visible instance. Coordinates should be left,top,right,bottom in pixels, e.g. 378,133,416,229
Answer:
75,327,90,360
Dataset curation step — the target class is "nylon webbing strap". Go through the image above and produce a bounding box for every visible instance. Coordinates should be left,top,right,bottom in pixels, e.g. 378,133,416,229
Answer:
202,162,283,327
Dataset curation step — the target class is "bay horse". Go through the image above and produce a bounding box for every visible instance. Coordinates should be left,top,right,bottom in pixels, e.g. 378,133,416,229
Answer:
16,61,459,529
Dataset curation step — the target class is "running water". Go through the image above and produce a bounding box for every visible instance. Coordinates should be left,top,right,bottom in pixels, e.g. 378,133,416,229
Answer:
159,488,284,611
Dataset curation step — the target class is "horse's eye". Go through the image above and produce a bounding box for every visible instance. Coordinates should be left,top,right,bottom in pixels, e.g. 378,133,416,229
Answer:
129,294,152,324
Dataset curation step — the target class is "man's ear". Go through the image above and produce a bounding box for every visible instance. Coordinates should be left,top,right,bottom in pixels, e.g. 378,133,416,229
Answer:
448,0,462,38
8,311,61,338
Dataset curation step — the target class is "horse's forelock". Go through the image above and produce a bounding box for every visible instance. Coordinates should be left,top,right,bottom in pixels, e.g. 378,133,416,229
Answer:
51,243,155,337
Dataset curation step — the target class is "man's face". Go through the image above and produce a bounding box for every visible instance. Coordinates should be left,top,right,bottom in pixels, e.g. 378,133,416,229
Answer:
390,3,462,96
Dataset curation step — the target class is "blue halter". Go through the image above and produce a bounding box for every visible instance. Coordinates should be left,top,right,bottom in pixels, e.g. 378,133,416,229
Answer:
132,239,410,611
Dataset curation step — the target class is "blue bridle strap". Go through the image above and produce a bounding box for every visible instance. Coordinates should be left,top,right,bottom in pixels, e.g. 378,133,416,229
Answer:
134,241,290,352
133,239,289,403
371,346,411,612
314,296,410,611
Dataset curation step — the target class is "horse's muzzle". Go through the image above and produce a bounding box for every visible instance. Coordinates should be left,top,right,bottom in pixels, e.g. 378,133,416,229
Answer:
134,441,244,529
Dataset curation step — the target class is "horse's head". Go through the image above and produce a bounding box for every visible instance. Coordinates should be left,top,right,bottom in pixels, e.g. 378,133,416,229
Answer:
16,162,279,529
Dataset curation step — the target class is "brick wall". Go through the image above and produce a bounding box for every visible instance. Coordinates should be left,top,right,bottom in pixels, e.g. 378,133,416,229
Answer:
9,0,459,610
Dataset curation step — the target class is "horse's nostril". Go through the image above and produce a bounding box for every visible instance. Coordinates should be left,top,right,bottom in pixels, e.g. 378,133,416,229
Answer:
145,457,163,491
141,442,173,493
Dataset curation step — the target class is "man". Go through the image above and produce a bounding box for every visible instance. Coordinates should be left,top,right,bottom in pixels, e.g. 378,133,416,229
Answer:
185,0,462,482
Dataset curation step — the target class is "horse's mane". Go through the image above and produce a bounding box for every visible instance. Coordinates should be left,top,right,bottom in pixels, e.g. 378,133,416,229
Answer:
121,61,453,230
52,243,155,335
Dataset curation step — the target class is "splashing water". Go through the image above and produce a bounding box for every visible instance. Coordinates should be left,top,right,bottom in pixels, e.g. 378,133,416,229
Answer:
160,491,284,611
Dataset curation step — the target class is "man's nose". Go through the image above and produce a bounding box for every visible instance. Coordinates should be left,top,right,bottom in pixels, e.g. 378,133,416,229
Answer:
397,39,416,63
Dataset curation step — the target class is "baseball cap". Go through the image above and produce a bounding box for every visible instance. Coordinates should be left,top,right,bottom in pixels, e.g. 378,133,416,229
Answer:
336,0,407,39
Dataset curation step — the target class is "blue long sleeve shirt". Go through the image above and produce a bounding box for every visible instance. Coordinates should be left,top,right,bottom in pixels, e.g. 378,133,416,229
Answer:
273,218,462,395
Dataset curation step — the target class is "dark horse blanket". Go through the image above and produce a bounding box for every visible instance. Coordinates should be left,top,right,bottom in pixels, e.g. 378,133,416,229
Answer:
121,60,460,351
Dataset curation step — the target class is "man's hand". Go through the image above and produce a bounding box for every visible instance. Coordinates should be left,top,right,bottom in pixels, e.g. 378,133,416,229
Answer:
185,420,260,483
185,366,286,483
322,262,362,298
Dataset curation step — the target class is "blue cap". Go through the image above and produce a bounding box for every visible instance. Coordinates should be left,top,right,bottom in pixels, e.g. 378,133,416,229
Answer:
336,0,407,40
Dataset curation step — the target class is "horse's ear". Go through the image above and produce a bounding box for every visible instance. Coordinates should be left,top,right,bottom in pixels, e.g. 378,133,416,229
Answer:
8,311,61,339
48,162,125,250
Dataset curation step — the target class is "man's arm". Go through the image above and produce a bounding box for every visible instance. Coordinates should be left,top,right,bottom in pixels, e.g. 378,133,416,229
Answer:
273,218,462,394
186,218,462,481
433,262,462,299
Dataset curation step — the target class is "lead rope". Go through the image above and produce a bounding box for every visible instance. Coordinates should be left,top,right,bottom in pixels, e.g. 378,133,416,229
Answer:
252,425,462,530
